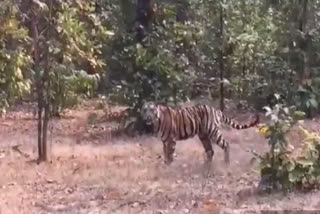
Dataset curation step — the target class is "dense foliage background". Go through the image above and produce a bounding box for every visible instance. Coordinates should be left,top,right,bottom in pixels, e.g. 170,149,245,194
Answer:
2,0,320,114
1,0,320,160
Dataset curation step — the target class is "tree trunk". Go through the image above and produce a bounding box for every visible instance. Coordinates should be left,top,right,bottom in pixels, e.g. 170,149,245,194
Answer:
135,0,153,43
174,0,189,104
176,0,189,23
219,1,225,112
30,7,45,162
42,104,50,161
31,0,53,162
41,0,54,162
134,0,154,99
299,0,310,85
120,0,136,31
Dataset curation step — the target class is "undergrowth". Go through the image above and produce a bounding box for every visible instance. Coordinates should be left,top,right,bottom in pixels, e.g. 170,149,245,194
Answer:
253,96,320,192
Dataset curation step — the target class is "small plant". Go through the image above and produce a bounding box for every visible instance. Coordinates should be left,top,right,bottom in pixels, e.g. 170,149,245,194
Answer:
256,104,303,190
253,94,305,191
255,98,320,192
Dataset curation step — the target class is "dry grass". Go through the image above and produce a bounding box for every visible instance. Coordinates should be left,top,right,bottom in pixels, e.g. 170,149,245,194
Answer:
0,102,320,213
0,138,222,214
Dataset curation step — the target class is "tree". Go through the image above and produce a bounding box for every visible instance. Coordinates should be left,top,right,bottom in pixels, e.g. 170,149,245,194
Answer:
13,0,111,162
219,0,225,111
135,0,153,43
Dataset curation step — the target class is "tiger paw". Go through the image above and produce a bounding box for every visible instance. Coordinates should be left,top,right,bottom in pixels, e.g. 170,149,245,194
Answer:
164,157,173,165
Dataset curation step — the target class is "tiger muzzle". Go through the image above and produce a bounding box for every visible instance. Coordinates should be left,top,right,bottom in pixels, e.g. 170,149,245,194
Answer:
145,116,153,125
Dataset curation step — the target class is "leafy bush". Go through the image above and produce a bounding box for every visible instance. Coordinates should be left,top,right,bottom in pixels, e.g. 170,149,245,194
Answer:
255,98,320,191
49,65,100,116
108,34,194,108
296,84,319,118
257,125,320,192
106,2,206,113
0,0,32,109
294,127,320,188
254,100,305,191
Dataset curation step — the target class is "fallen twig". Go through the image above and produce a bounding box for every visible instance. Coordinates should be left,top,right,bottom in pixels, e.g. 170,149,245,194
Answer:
11,145,30,158
246,148,263,159
110,200,148,212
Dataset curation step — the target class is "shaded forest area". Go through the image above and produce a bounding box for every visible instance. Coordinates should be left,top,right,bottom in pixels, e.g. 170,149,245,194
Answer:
1,0,320,213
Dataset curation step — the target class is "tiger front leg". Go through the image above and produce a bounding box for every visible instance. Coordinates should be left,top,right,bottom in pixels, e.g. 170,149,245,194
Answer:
162,139,176,165
199,135,214,164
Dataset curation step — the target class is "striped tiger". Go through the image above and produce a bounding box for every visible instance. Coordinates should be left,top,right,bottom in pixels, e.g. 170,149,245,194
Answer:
141,101,260,165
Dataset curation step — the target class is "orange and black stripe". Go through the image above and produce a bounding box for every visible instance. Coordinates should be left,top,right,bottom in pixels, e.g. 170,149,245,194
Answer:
142,102,259,164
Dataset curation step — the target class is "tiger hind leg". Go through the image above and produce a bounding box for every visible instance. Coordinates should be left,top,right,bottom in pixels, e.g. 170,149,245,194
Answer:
199,135,214,163
208,127,230,165
162,139,176,165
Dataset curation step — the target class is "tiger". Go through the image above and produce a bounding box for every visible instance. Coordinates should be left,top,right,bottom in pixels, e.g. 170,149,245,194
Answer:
141,101,260,165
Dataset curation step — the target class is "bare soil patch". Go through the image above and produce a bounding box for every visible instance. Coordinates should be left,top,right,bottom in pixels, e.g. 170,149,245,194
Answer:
1,101,320,213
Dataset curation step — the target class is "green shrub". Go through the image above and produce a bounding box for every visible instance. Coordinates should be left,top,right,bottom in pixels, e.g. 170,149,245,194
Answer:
254,101,307,191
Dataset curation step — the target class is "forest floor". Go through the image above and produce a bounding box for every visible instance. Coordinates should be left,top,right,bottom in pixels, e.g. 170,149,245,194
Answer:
1,99,320,214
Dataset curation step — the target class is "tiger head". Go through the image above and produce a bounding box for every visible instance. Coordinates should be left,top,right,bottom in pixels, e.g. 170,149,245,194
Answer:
141,101,160,125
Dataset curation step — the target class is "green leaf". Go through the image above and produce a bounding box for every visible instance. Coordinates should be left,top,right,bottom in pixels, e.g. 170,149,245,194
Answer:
105,30,115,36
296,158,313,167
292,111,306,120
282,47,289,53
263,106,272,114
32,0,49,11
309,99,318,109
286,161,295,172
288,169,303,183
